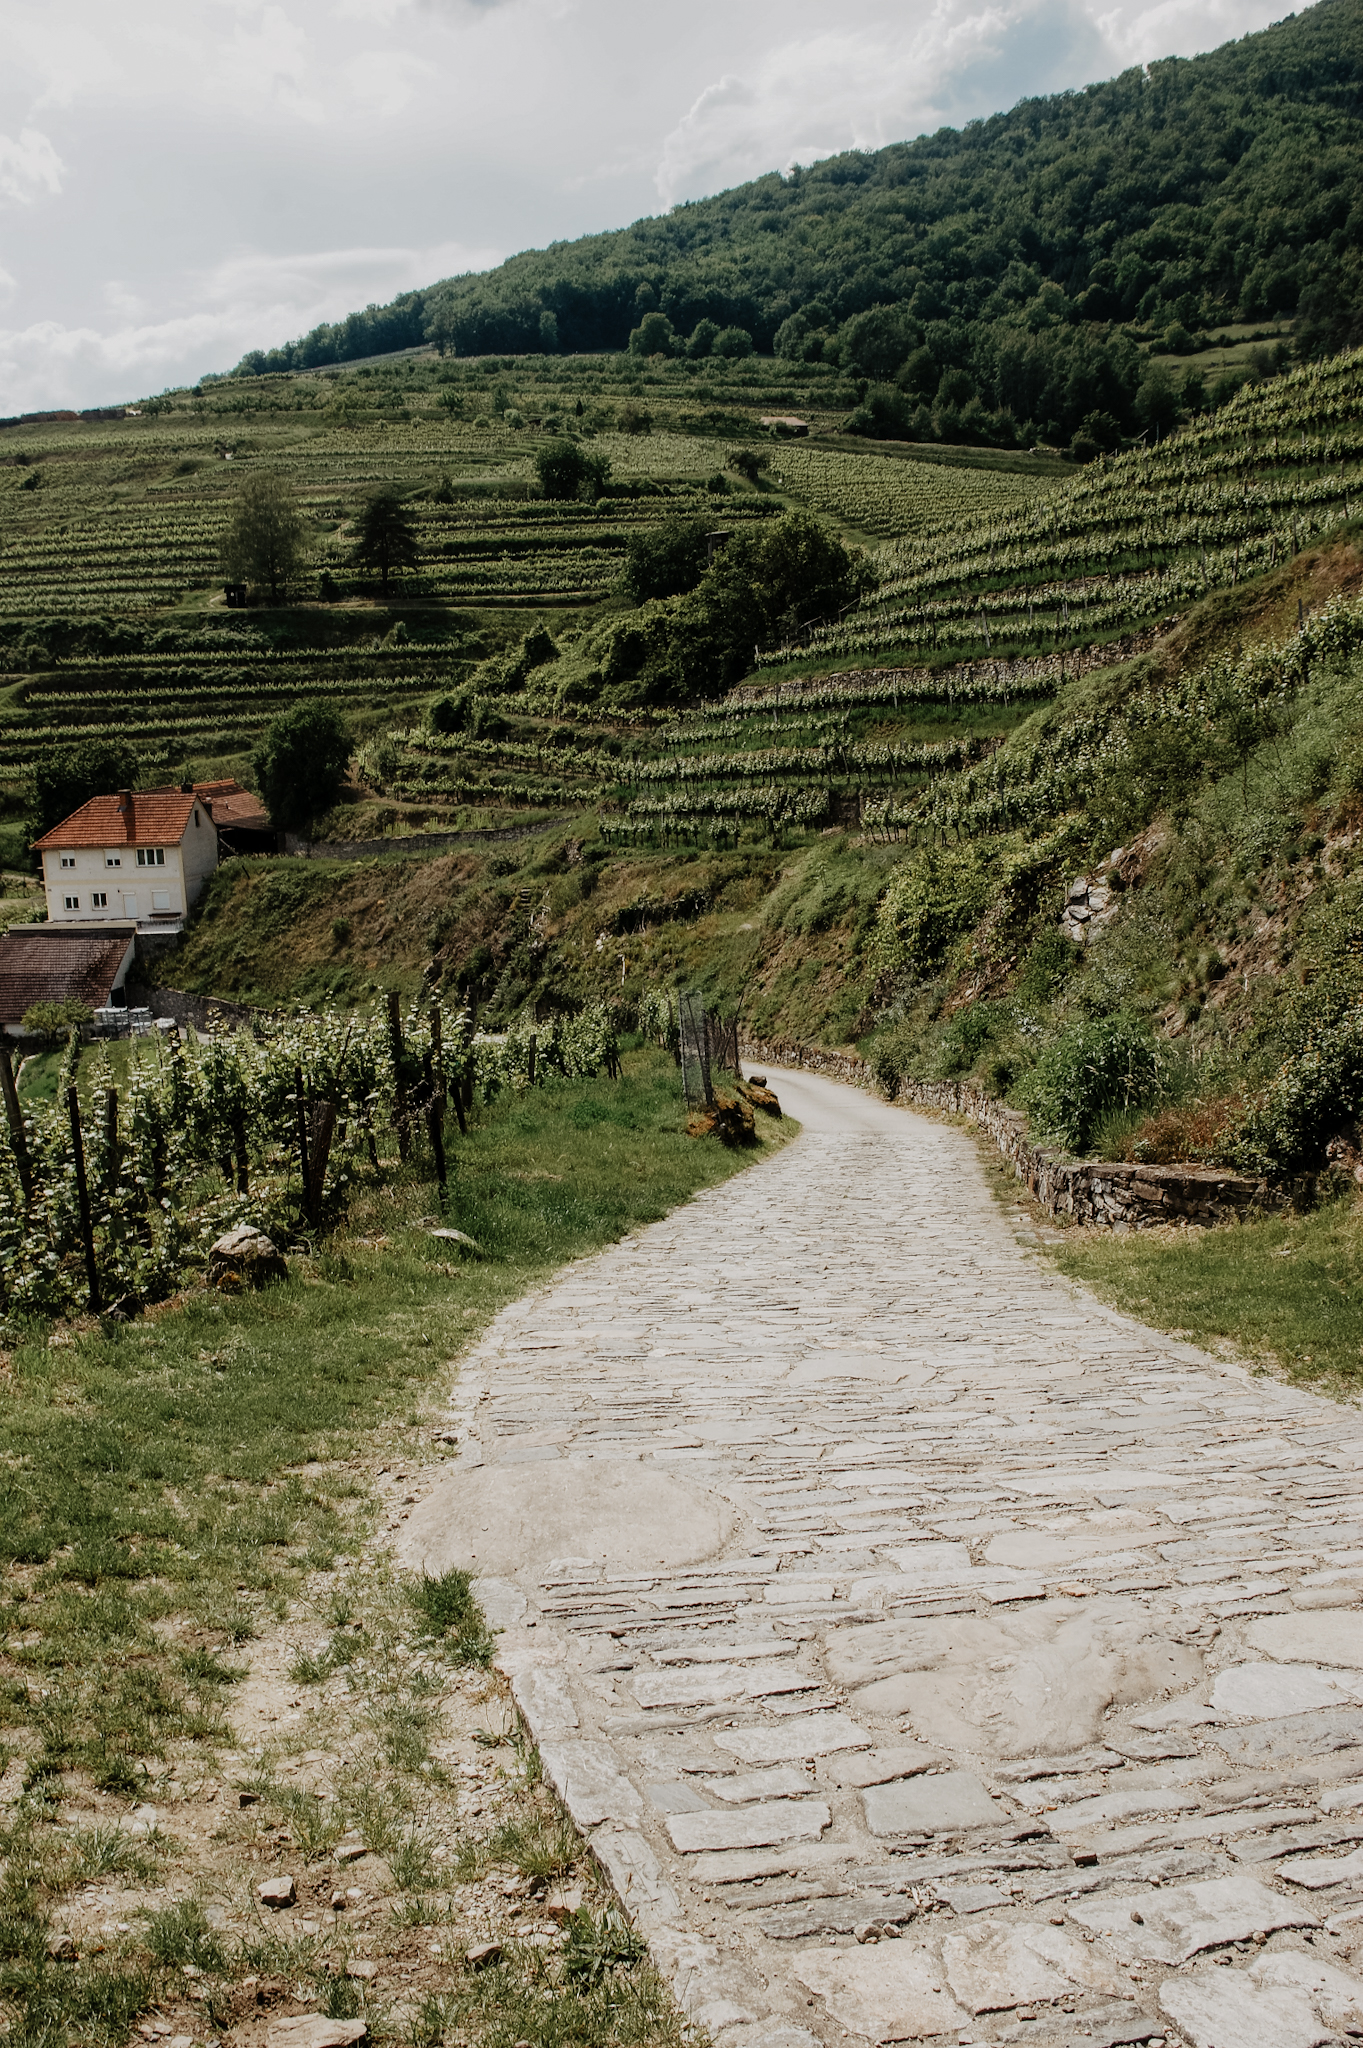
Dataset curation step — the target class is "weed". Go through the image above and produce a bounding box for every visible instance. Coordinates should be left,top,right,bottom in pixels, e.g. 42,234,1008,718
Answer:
480,1809,578,1884
140,1897,228,1972
407,1570,494,1668
561,1905,647,1989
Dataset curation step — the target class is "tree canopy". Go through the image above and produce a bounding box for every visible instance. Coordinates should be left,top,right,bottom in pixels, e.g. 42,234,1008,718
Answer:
534,441,611,502
32,738,140,840
252,703,352,834
220,473,309,603
233,0,1363,446
351,489,420,592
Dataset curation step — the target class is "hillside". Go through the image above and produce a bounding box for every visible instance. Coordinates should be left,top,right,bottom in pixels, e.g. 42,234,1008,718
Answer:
233,0,1363,456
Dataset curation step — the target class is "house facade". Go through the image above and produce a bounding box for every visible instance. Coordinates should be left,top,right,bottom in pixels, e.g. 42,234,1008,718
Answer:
32,788,219,930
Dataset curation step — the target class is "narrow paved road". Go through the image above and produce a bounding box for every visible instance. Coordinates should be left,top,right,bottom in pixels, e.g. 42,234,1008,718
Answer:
402,1068,1363,2048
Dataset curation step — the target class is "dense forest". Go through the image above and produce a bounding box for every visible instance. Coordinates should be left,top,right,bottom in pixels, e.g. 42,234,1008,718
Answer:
230,0,1363,449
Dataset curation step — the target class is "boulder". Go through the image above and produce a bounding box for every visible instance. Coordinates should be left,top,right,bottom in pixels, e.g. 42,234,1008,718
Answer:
209,1227,288,1291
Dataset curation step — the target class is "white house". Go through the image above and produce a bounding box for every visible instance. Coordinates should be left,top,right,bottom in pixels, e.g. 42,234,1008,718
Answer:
33,787,220,931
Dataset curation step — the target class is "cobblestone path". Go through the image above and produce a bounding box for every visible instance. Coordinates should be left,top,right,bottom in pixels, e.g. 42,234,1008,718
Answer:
401,1068,1363,2048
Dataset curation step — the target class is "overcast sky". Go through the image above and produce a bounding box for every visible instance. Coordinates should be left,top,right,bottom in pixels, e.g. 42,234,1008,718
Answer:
1,0,1300,414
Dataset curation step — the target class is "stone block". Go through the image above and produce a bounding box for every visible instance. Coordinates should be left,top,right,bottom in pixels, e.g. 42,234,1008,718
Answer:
793,1946,968,2042
1070,1872,1317,1962
1158,1968,1331,2048
665,1799,831,1854
942,1918,1130,2012
863,1771,1007,1835
1213,1662,1360,1719
538,1739,644,1827
716,1714,872,1764
266,2022,367,2048
1249,1612,1363,1667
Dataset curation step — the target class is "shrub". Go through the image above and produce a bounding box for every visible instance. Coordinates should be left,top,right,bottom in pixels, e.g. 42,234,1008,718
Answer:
535,439,610,502
1017,1015,1162,1153
1228,1007,1363,1175
872,848,992,978
22,1000,93,1043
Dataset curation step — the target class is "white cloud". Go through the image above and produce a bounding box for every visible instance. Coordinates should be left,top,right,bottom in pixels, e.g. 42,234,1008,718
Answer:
655,0,1297,204
0,0,1311,410
0,236,502,413
0,127,64,206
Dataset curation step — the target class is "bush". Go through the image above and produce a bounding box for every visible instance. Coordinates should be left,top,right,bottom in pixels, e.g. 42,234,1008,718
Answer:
872,848,993,978
22,1000,92,1043
535,439,610,502
1229,1007,1363,1175
1017,1016,1163,1153
252,702,351,833
622,517,710,603
713,326,754,359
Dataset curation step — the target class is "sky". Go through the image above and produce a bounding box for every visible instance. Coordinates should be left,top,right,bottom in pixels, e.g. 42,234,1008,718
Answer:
0,0,1303,414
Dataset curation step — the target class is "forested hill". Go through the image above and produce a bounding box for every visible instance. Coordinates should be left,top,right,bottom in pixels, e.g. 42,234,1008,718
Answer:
236,0,1363,418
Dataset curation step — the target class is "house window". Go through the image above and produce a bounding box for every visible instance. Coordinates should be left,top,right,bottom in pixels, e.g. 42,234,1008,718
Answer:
91,891,108,908
136,847,166,867
63,894,79,911
105,853,121,868
60,855,75,870
151,891,171,912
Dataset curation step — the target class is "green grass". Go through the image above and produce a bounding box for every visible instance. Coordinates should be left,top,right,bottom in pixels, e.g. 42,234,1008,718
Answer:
0,1045,793,1789
1051,1195,1363,1391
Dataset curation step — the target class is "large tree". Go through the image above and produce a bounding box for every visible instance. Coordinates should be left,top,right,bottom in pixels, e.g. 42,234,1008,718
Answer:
220,472,309,603
534,440,611,503
352,489,419,593
252,703,351,835
32,738,140,842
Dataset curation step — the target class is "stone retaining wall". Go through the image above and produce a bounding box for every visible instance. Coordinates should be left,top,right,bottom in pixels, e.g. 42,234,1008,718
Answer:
740,1034,1288,1230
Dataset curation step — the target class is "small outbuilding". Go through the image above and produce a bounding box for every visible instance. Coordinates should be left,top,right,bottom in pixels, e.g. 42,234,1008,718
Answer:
759,415,809,436
0,924,137,1036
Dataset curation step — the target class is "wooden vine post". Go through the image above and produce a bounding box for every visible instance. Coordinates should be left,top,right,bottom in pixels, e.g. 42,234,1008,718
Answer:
104,1087,119,1195
0,1043,32,1203
66,1087,100,1314
294,1065,312,1224
387,991,410,1161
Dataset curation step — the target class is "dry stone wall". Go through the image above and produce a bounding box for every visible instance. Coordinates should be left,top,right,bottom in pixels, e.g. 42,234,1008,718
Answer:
741,1034,1288,1229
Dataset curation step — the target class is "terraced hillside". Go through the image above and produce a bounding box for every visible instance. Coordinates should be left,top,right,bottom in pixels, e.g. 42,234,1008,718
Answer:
775,351,1363,669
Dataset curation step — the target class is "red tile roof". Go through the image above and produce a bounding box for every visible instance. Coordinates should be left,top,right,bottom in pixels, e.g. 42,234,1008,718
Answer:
32,791,197,852
0,928,135,1025
200,787,269,829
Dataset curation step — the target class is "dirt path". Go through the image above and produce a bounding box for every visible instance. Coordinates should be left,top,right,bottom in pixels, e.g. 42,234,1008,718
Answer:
400,1064,1363,2048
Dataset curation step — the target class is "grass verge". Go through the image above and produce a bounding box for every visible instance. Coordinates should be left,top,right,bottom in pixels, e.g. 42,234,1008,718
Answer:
1049,1195,1363,1393
0,1045,795,2044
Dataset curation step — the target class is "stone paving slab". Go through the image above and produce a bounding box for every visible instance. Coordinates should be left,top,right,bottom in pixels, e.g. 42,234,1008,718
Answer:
398,1065,1363,2045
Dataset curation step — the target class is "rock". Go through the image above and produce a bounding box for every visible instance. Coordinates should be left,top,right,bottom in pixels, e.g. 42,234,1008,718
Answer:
1249,1613,1363,1668
427,1227,482,1255
44,1932,76,1959
345,1960,378,1980
1277,1845,1363,1888
266,2020,366,2048
209,1227,287,1291
259,1874,297,1908
1208,1706,1363,1764
1212,1663,1359,1720
942,1919,1130,2011
1158,1968,1328,2048
1252,1951,1363,2027
539,1740,644,1827
715,1713,872,1764
1070,1873,1316,1962
465,1941,503,1968
333,1838,368,1863
665,1800,831,1854
862,1771,1007,1836
793,1946,968,2039
703,1765,813,1804
831,1745,946,1788
239,1789,261,1807
543,1886,582,1925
